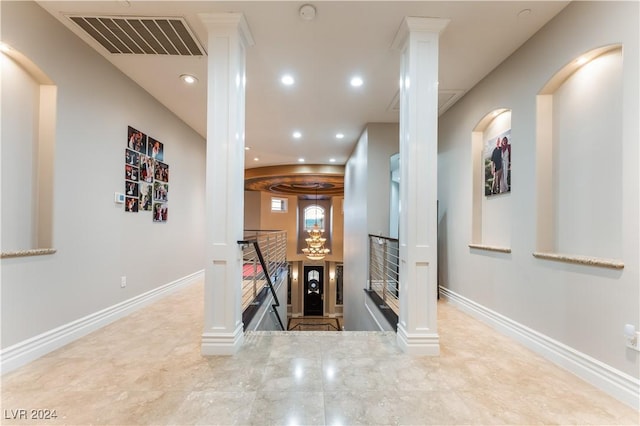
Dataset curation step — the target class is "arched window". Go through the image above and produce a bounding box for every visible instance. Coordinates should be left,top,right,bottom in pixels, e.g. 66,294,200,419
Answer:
304,205,325,230
308,269,319,282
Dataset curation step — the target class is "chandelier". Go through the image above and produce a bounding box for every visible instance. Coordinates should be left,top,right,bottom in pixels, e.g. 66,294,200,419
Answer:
302,184,330,260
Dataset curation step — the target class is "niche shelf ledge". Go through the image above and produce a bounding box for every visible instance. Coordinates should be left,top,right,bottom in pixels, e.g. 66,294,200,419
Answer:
532,252,624,269
1,248,57,259
468,243,511,253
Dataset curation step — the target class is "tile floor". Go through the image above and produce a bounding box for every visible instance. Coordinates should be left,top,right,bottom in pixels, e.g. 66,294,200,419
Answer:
1,280,638,425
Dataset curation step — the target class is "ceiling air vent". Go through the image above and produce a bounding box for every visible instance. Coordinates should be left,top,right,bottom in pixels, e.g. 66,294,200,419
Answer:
68,16,204,56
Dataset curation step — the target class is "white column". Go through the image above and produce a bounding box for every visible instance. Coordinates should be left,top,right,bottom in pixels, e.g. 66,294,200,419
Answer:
199,13,254,355
392,17,449,355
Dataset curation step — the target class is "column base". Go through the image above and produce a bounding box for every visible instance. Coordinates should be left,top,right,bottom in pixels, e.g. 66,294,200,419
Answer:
396,323,440,355
201,323,244,355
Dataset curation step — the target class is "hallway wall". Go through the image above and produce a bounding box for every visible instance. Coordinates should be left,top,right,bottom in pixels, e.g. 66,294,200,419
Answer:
1,2,206,352
343,123,399,330
438,0,638,386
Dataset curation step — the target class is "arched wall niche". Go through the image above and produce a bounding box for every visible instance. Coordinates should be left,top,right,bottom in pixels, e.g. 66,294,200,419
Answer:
534,44,624,269
469,108,512,253
1,43,57,258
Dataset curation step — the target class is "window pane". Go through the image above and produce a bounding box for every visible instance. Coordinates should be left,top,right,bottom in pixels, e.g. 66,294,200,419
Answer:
304,206,324,230
271,197,287,212
336,265,343,305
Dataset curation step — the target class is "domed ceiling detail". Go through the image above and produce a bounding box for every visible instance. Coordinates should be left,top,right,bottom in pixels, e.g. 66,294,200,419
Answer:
244,165,344,197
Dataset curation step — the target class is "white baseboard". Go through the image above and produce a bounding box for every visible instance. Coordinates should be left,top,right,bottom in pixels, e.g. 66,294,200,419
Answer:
440,286,640,410
1,270,204,375
201,323,244,356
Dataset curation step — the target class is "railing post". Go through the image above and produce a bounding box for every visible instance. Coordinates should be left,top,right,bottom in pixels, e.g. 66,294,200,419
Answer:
368,236,373,291
252,256,257,300
382,239,388,303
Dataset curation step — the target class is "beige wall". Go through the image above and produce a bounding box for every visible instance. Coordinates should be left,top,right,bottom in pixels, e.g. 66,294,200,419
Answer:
1,1,206,351
437,0,638,386
243,190,262,230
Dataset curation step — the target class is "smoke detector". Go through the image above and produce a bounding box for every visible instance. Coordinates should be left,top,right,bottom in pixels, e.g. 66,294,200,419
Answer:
299,4,317,21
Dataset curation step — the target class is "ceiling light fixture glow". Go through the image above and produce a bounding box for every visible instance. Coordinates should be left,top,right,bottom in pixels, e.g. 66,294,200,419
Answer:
335,133,344,139
350,76,363,87
180,74,198,84
281,74,295,85
293,131,302,139
245,146,251,151
329,158,336,163
298,158,305,163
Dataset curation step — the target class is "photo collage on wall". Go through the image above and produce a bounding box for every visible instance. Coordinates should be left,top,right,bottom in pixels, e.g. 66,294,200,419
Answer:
125,126,169,222
483,129,512,196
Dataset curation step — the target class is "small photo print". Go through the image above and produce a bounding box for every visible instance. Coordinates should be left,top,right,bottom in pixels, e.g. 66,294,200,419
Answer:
125,149,140,167
127,126,147,154
147,137,164,161
139,182,153,211
153,181,169,202
153,202,168,222
125,181,139,197
125,164,139,182
125,196,139,212
154,161,169,182
139,155,154,183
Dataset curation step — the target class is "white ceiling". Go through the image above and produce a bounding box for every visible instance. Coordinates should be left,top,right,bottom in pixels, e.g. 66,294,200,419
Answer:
37,1,569,169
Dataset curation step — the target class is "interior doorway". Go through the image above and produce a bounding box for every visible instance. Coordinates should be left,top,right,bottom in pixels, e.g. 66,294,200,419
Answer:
303,265,324,316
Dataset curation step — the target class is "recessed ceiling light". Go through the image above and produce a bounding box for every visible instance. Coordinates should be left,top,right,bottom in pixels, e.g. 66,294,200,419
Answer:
350,76,364,87
293,131,302,139
335,133,344,139
329,158,336,163
254,157,259,161
245,146,251,151
299,4,317,21
517,8,531,19
281,74,295,86
298,158,305,163
180,74,198,85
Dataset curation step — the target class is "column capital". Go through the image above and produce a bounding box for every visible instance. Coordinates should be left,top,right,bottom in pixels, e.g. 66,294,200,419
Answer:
198,12,255,47
391,17,450,51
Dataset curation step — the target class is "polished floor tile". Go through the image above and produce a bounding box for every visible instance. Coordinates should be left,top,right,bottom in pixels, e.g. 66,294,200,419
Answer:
1,280,638,425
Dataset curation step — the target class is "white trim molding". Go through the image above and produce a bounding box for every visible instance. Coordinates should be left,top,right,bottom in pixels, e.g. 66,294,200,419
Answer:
201,323,245,355
440,286,640,410
0,270,204,375
396,323,440,356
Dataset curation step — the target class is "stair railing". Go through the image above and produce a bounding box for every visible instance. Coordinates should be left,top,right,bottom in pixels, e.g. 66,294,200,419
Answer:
238,230,287,330
367,234,400,329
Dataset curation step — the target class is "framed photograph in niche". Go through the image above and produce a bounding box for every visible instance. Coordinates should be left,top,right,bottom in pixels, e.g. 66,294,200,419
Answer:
147,137,164,161
127,126,147,154
484,129,511,196
153,202,168,222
